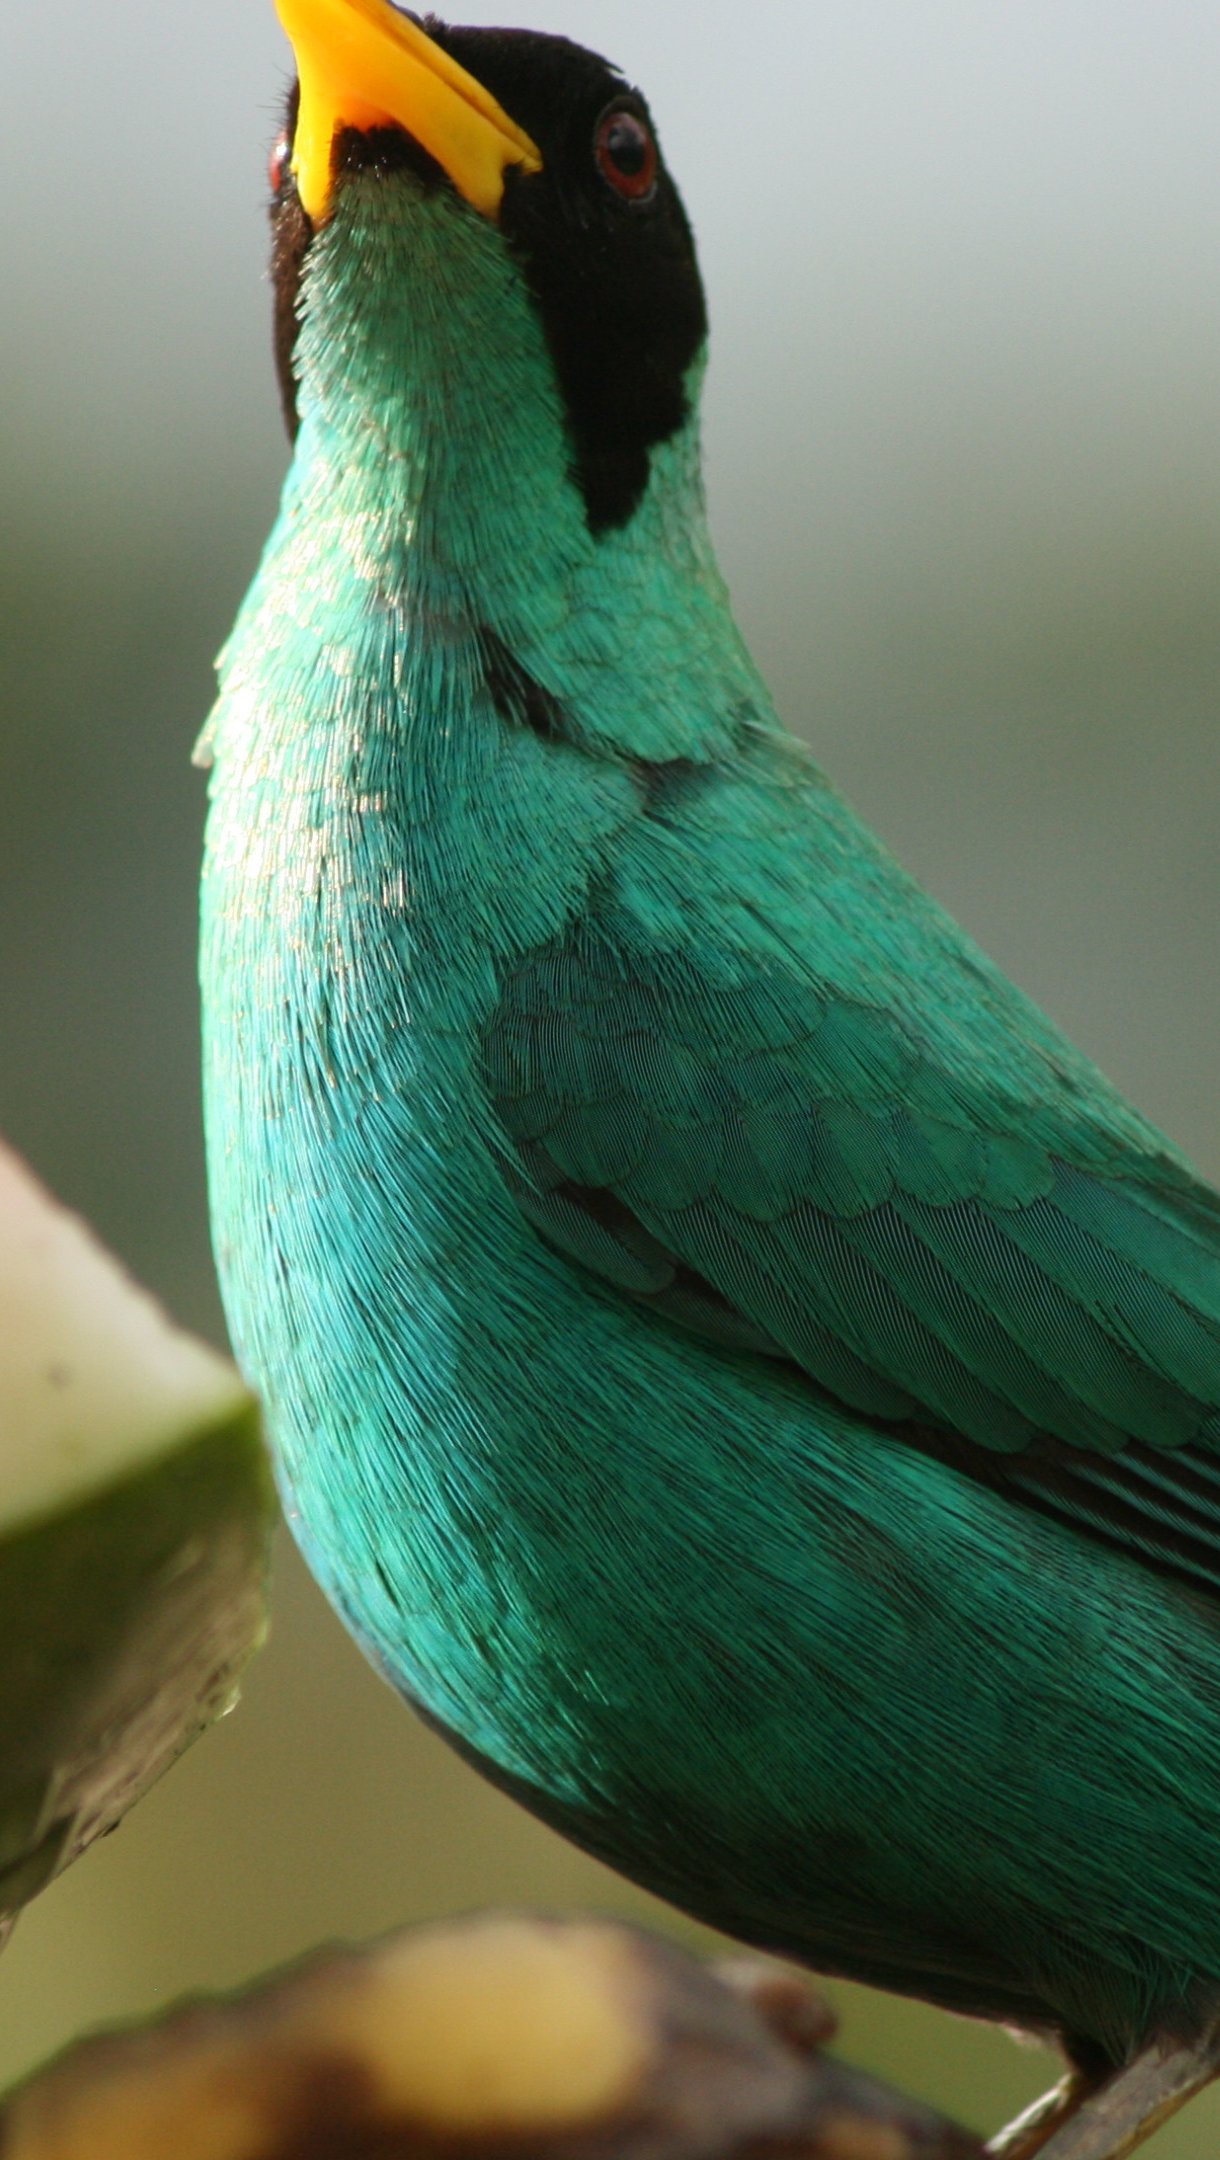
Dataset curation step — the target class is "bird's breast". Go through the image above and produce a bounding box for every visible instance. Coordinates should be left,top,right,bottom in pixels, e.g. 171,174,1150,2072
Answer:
197,692,635,1780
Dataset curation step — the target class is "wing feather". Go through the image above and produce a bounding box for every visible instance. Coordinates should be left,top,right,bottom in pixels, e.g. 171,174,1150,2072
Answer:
482,753,1220,1588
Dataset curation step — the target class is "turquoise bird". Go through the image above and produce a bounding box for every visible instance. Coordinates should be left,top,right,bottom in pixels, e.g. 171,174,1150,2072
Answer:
200,7,1220,2148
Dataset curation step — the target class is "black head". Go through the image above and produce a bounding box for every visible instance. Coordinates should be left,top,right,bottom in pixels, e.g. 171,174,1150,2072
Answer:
269,17,708,533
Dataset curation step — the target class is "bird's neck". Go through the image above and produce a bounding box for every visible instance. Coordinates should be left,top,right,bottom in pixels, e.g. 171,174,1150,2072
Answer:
200,183,785,1053
210,177,773,774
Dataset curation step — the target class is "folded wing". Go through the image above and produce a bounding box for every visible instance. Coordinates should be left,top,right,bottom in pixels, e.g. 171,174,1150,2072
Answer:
484,754,1220,1592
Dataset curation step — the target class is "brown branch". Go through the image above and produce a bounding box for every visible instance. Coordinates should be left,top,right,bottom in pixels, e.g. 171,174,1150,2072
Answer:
0,1914,982,2160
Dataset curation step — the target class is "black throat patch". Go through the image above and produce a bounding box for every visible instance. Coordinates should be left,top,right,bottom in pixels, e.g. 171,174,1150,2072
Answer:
434,23,707,532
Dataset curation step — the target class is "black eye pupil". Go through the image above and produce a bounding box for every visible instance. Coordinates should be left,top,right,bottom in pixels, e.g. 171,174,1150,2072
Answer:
605,117,648,176
595,107,658,201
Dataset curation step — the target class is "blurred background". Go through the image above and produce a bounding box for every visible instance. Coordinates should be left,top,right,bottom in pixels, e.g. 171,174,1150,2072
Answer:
2,0,1219,2146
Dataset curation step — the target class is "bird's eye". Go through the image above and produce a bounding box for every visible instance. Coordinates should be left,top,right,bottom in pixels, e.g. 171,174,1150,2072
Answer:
594,107,658,204
268,133,291,198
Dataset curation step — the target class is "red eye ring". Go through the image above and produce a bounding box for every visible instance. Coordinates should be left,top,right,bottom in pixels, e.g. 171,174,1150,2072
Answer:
595,106,658,203
268,132,291,198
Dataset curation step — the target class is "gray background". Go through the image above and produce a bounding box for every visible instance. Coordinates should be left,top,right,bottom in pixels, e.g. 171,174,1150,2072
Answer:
2,4,1218,2147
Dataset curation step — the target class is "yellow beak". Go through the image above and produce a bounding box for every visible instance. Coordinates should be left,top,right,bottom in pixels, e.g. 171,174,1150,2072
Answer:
275,0,544,223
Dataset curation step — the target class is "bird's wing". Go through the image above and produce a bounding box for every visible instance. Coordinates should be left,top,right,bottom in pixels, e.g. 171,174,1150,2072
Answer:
484,748,1220,1591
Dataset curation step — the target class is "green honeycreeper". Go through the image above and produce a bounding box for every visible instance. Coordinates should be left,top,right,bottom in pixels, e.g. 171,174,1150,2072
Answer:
199,4,1220,2133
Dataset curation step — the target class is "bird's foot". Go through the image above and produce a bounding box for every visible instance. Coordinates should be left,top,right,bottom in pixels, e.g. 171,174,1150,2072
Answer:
991,2021,1220,2160
987,2074,1092,2160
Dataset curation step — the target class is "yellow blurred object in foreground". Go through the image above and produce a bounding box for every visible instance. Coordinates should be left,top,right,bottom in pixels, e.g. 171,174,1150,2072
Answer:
0,1914,981,2160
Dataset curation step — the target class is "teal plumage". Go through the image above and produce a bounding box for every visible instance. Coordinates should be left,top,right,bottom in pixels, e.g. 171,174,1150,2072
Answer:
201,20,1220,2075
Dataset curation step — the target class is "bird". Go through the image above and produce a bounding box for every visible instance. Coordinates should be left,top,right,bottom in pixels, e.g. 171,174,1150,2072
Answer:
198,6,1220,2151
